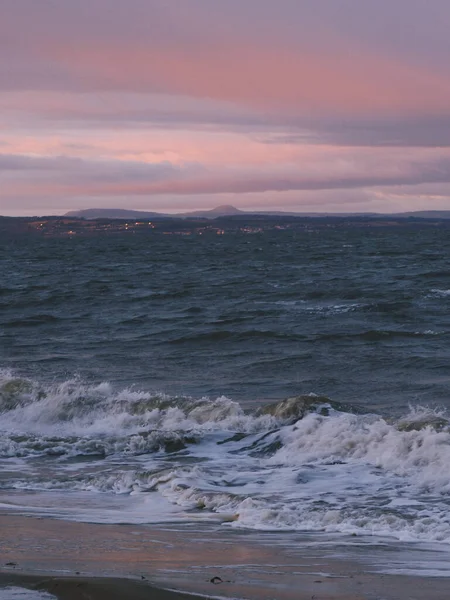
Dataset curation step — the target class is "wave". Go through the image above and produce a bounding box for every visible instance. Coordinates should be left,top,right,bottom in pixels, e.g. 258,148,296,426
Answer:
0,370,278,443
2,314,61,328
2,370,450,543
167,330,300,344
316,329,444,342
273,300,366,315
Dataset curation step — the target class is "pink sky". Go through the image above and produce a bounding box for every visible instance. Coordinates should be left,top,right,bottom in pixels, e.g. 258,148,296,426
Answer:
1,0,450,215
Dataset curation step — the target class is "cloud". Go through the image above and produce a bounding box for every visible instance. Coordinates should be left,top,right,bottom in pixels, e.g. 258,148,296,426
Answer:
0,91,266,133
2,1,450,214
0,153,188,182
1,1,450,120
4,90,450,149
263,117,450,149
3,150,450,202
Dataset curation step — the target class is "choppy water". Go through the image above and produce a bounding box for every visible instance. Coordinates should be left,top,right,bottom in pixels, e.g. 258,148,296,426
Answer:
1,227,450,548
0,588,55,600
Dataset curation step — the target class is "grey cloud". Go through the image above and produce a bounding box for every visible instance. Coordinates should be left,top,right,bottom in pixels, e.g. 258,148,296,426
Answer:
5,91,450,148
0,96,268,132
0,154,188,183
2,1,450,150
262,116,450,148
3,152,450,197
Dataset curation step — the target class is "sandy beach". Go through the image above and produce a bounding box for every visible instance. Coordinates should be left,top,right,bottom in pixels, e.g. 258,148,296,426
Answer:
1,515,450,599
0,573,199,600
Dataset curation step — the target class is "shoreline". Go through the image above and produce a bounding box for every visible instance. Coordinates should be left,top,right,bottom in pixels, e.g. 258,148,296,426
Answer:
0,573,202,600
2,567,450,600
1,514,450,599
0,570,374,600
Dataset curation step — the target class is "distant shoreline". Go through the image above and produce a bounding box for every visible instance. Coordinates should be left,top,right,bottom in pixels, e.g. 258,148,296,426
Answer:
2,212,450,239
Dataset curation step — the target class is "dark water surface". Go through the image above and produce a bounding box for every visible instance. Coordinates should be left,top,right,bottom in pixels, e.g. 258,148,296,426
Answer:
2,226,450,547
1,227,450,411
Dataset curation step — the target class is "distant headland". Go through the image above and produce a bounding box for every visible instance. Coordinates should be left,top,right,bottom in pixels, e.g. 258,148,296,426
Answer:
2,206,450,239
64,205,450,220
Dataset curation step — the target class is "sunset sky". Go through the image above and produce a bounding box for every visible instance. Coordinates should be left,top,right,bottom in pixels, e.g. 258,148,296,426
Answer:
2,0,450,215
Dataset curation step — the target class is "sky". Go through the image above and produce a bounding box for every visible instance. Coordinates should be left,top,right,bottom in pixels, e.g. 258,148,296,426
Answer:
2,1,450,216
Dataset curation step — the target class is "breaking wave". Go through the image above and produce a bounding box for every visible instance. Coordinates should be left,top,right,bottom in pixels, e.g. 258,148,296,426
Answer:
2,369,450,544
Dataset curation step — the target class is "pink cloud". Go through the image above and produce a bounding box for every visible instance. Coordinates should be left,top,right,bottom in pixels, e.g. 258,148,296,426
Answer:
30,37,449,119
3,147,450,200
2,2,450,120
2,1,450,215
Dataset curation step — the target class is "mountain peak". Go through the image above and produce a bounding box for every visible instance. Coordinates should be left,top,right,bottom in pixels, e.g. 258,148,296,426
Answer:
212,205,241,214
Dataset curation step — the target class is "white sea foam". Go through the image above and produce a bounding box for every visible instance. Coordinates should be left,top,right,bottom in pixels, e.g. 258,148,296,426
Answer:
2,371,450,545
273,301,365,314
0,371,277,445
272,410,450,490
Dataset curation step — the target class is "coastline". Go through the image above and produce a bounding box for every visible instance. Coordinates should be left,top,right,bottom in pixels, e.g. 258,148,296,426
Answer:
0,571,369,600
1,514,450,599
0,573,200,600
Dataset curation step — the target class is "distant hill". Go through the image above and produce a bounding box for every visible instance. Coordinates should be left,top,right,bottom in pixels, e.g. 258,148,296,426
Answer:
64,208,167,219
391,211,450,219
178,204,245,218
65,205,245,220
64,206,450,220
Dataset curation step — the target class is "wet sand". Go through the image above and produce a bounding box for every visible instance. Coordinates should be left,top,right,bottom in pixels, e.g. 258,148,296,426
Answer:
1,514,450,599
0,573,199,600
0,571,374,600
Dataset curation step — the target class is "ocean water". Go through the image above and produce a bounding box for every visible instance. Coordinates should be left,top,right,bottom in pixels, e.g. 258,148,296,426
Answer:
0,588,55,600
1,226,450,551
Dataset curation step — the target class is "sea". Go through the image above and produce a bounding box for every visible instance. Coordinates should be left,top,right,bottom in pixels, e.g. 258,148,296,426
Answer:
2,225,450,575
